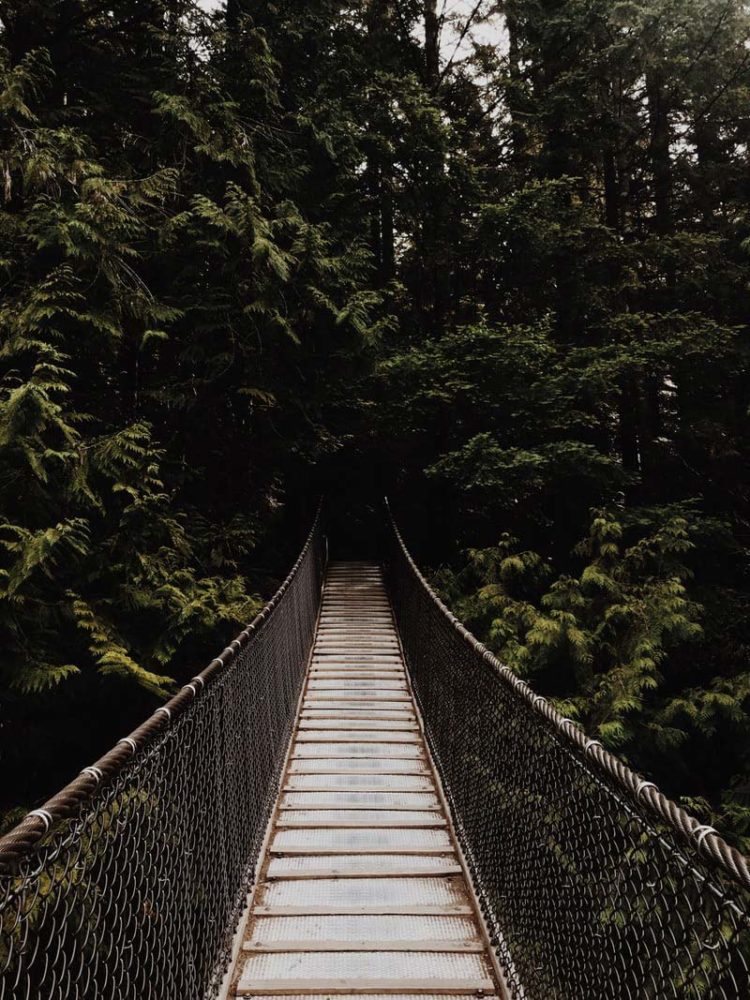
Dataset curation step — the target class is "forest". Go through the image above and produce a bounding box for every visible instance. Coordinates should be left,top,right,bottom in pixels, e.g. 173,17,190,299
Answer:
1,0,749,853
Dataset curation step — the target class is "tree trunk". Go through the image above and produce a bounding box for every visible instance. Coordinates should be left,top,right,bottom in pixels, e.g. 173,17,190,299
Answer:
603,148,620,230
380,164,395,281
642,66,673,493
646,68,672,236
365,0,395,285
618,372,641,482
506,6,527,173
424,0,440,90
225,0,240,29
693,117,720,229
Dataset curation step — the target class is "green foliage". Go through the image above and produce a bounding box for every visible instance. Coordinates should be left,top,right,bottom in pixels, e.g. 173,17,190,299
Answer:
2,0,750,851
365,0,750,846
0,0,382,817
453,511,703,748
70,598,173,698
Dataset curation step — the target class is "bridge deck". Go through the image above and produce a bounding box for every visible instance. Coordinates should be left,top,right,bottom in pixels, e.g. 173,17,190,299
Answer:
228,562,501,998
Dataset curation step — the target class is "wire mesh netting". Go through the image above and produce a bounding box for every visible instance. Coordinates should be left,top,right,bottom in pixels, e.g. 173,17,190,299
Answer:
0,513,325,1000
385,509,750,1000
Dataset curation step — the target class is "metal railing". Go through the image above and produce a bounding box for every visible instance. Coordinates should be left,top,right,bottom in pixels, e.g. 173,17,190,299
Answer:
0,510,325,1000
385,503,750,999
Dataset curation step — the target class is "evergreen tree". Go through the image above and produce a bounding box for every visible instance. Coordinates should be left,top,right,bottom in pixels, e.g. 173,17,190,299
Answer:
2,0,750,848
0,0,380,817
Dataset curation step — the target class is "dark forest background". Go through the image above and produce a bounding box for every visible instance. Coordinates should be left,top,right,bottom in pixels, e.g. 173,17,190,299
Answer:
1,0,750,850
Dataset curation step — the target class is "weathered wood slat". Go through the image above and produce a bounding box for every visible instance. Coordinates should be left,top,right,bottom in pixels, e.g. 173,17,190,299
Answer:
227,561,501,1000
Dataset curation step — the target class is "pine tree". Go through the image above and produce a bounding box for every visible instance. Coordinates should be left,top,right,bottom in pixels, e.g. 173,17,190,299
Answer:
2,0,750,848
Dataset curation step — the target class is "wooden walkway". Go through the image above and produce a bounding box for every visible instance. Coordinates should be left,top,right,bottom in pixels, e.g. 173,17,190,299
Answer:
228,562,502,997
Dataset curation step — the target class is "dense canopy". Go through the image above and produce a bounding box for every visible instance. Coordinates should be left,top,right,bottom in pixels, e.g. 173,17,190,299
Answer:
1,0,750,850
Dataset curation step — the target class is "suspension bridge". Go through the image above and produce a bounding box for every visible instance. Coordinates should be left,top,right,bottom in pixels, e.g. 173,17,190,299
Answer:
1,507,749,999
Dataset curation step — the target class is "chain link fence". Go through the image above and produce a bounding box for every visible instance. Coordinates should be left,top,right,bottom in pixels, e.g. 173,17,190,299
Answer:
0,511,325,1000
385,505,750,1000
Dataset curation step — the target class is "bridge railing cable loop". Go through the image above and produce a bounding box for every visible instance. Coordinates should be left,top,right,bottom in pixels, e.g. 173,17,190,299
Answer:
0,505,326,1000
384,498,750,1000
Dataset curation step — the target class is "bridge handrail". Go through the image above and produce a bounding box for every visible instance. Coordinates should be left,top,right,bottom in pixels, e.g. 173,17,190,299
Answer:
385,501,749,888
0,505,326,1000
385,499,750,998
0,505,324,865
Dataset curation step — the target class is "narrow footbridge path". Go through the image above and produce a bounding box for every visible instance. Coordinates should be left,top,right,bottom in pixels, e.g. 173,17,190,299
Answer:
231,562,500,996
1,508,749,1000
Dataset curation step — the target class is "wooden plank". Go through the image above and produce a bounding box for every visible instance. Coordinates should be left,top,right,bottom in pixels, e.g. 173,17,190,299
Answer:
287,769,429,776
282,784,433,793
309,672,405,679
307,673,405,680
319,611,393,616
269,846,451,855
264,867,462,880
319,614,393,619
314,647,400,652
275,818,446,829
291,755,425,763
294,732,420,743
317,634,398,639
305,678,408,686
312,652,402,656
307,674,409,698
322,599,391,604
307,682,408,689
302,695,412,703
317,627,397,632
279,804,441,813
252,905,474,916
300,714,417,721
318,626,397,631
319,612,393,617
311,665,404,671
318,620,394,625
312,649,401,655
297,722,418,731
236,981,495,995
312,654,403,660
312,652,402,657
311,662,403,667
304,688,409,696
242,941,485,953
296,716,416,724
310,665,404,671
226,561,504,1000
309,677,405,684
